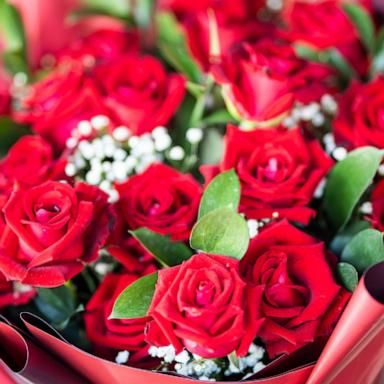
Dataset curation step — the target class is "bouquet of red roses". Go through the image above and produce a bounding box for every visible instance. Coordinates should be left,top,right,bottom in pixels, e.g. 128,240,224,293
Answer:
0,0,383,383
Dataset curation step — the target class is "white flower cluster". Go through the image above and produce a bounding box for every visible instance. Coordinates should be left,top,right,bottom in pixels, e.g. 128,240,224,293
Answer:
322,133,348,161
283,94,338,129
148,343,265,381
225,343,266,379
64,118,175,202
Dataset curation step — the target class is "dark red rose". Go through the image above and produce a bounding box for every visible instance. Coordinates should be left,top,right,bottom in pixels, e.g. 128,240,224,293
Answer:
94,55,185,134
14,65,108,151
281,0,368,76
56,29,139,66
214,125,333,224
0,135,65,189
115,164,202,241
147,253,264,358
370,179,384,231
211,43,295,123
0,181,115,287
240,220,351,358
0,273,35,309
333,78,384,149
85,271,156,368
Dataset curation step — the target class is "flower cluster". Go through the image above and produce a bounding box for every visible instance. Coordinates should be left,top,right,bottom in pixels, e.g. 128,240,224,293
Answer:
0,0,383,382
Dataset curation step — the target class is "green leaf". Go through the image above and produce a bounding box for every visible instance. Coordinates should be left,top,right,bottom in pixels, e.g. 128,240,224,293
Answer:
341,229,384,274
156,12,201,82
198,169,241,219
190,207,249,259
110,272,158,319
337,262,359,292
342,3,375,54
130,228,193,267
198,109,237,126
324,146,382,231
35,285,77,327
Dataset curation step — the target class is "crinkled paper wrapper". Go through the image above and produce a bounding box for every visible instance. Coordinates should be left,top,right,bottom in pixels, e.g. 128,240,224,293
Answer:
0,262,383,384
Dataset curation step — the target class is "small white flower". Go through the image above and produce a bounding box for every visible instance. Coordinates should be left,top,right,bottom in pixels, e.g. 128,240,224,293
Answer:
102,161,112,173
112,161,128,181
321,94,338,115
66,137,78,149
154,134,172,151
114,148,127,161
175,350,190,364
247,219,259,239
332,147,348,161
299,103,320,121
186,128,203,144
129,136,140,148
125,156,138,172
169,146,185,161
77,120,93,136
314,178,326,199
379,164,384,176
312,113,325,127
152,126,168,139
95,262,112,276
91,115,110,131
85,171,101,185
108,189,119,203
360,201,373,215
65,163,77,177
323,133,335,145
78,141,95,160
113,126,131,142
115,350,130,365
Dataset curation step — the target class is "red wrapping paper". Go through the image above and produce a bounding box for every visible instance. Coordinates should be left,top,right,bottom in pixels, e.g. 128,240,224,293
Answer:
0,262,383,384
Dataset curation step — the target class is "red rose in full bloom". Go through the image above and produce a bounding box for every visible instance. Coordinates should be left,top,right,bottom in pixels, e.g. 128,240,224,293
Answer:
281,0,368,76
211,125,333,224
94,55,185,134
240,220,351,358
370,179,384,231
56,29,139,66
333,78,384,149
146,253,264,358
14,65,108,151
0,135,65,189
85,271,156,368
0,181,115,287
115,164,202,241
211,43,295,123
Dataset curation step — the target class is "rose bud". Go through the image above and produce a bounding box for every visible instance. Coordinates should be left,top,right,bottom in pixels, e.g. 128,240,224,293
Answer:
333,77,384,150
240,220,351,358
146,253,264,358
115,164,202,242
94,55,185,135
0,181,115,287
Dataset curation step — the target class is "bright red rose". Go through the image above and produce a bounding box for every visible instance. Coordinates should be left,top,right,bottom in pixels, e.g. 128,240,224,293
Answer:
240,220,351,358
333,78,384,149
211,43,295,123
370,179,384,231
115,164,201,241
0,135,65,188
0,273,35,309
56,29,139,66
214,125,333,224
281,0,368,76
14,65,108,151
0,181,115,287
94,55,185,134
85,271,156,368
146,253,264,358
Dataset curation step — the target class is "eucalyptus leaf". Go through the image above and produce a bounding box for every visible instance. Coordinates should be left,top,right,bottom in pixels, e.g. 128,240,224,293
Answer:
341,229,384,274
324,146,382,231
130,228,193,267
190,207,249,259
110,272,158,320
198,169,241,219
156,12,201,82
342,3,375,54
337,262,359,292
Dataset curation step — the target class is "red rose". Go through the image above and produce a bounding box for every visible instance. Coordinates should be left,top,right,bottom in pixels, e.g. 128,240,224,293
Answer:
147,253,264,358
0,181,115,287
281,0,368,75
85,272,156,368
370,179,384,231
211,43,295,123
0,135,65,189
115,164,201,241
94,55,185,134
333,78,384,149
15,65,108,151
56,29,139,66
215,125,333,224
240,220,351,358
0,273,35,309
